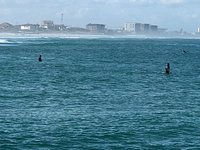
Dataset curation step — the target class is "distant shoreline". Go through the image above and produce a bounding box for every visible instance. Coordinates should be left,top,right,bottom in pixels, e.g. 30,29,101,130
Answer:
0,32,200,39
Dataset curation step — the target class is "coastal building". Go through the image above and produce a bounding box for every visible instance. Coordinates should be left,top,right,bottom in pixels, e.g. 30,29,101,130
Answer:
86,23,105,33
135,23,144,33
20,24,39,31
40,20,54,29
123,22,159,34
196,27,200,35
144,24,150,33
0,22,13,30
0,22,17,32
124,23,135,33
150,25,158,32
54,24,67,31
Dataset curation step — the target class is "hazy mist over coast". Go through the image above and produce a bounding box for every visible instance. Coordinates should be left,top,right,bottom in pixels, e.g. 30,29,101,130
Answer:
0,0,200,32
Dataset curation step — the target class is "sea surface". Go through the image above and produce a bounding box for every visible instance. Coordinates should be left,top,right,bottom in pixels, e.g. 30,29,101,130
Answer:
0,37,200,149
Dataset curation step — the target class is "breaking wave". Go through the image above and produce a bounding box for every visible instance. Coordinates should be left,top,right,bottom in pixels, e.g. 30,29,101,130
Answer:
0,39,12,43
0,38,24,46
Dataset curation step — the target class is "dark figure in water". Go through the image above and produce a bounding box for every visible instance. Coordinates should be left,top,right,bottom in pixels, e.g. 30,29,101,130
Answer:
165,63,170,74
183,50,186,53
39,55,42,62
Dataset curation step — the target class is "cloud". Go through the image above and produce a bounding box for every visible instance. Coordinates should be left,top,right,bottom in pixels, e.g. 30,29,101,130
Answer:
160,0,184,5
128,0,185,5
129,0,156,4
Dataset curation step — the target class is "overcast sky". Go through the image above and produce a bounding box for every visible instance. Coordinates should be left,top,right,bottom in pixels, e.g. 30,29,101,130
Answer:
0,0,199,32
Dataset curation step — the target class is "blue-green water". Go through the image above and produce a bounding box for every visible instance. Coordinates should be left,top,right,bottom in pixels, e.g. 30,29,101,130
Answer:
0,37,200,149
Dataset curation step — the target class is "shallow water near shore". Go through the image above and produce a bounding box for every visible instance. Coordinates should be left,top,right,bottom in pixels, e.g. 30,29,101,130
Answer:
0,37,200,149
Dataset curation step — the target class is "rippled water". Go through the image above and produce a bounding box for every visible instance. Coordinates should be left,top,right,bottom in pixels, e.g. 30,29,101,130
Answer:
0,37,200,149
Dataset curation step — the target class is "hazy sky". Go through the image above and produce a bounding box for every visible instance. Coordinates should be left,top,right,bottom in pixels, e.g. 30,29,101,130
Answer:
0,0,199,32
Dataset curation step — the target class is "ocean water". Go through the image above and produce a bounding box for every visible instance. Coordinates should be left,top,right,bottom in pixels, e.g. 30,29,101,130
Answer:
0,37,200,149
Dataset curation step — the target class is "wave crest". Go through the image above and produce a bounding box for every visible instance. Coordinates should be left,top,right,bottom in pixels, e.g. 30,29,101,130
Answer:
0,39,11,43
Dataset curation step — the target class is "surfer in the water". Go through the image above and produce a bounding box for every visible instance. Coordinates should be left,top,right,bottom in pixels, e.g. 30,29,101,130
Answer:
165,63,170,74
39,55,42,62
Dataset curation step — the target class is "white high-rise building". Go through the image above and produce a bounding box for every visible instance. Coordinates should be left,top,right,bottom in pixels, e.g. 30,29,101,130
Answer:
198,27,200,33
124,23,135,32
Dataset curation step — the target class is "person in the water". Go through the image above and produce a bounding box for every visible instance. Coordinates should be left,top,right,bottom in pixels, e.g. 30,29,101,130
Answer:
165,63,170,74
39,55,42,62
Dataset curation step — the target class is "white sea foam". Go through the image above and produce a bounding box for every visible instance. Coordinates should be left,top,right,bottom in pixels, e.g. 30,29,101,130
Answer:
0,33,147,39
0,38,24,46
1,32,200,40
0,39,11,43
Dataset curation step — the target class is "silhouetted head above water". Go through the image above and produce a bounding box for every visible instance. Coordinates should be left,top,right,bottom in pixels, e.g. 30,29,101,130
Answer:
39,55,42,62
